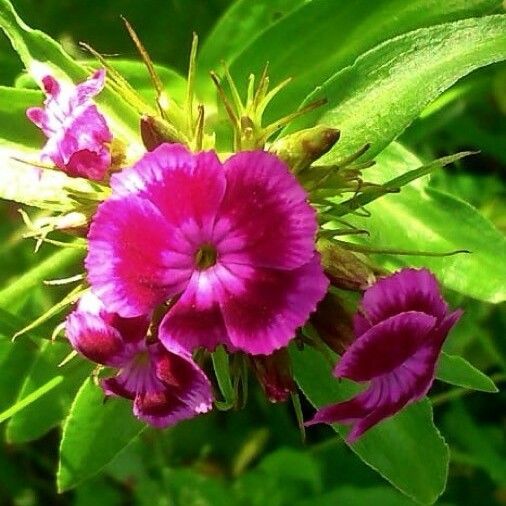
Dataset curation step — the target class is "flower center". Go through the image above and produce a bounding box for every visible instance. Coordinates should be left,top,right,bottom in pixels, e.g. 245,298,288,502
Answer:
194,243,218,270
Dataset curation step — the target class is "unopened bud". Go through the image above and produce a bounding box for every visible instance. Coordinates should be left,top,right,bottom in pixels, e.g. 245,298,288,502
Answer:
250,348,295,403
140,115,182,151
319,241,375,291
269,126,340,173
311,292,355,354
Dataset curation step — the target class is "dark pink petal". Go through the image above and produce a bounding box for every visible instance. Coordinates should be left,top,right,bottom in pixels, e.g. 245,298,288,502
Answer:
307,366,431,443
150,343,212,424
159,268,231,352
220,255,329,355
433,309,463,347
86,195,194,317
26,107,47,129
101,358,153,400
308,269,463,442
336,311,437,382
354,269,448,336
306,395,370,427
111,144,226,242
41,75,60,97
66,310,129,367
105,342,213,427
217,150,317,270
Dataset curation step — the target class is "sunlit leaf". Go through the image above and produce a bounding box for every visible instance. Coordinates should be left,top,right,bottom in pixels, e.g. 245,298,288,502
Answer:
58,378,144,491
285,15,506,162
292,345,449,505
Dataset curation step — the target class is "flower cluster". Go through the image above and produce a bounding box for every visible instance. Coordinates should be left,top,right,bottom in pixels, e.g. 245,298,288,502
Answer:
25,70,461,439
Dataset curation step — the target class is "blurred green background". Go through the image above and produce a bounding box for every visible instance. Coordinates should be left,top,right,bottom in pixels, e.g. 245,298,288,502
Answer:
0,1,505,505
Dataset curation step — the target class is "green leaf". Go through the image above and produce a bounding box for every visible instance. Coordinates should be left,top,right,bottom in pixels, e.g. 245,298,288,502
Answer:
0,247,82,308
342,143,506,303
295,486,426,506
0,340,37,414
199,0,306,76
0,86,42,148
291,345,449,505
333,151,473,217
229,0,501,120
443,402,506,486
6,341,92,443
0,0,140,143
436,352,498,392
0,375,63,424
0,147,99,211
286,15,506,162
58,378,144,491
0,305,50,341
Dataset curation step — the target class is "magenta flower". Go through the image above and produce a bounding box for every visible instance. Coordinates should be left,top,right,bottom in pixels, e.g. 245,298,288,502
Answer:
307,268,462,443
66,291,213,427
85,144,328,355
27,69,112,181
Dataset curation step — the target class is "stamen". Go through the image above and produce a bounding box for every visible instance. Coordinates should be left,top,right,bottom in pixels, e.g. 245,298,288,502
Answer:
195,243,218,270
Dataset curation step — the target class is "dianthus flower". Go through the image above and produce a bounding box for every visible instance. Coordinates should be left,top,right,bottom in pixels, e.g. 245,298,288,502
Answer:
66,291,213,427
27,69,112,181
307,268,462,442
86,144,328,355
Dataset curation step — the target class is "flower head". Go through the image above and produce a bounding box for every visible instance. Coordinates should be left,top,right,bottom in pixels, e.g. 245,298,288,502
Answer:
307,268,462,443
27,69,112,181
66,291,213,427
86,143,328,355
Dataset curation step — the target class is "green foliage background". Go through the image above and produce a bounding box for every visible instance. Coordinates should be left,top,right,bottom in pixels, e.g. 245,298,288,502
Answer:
0,1,505,505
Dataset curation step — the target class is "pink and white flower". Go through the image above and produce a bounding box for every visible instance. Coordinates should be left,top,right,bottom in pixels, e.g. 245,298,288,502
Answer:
85,143,328,356
27,69,112,181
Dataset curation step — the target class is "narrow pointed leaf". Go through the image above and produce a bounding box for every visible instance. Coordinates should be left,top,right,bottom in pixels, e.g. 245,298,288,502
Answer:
343,144,506,303
6,341,92,443
0,376,63,423
285,15,506,162
0,86,42,148
229,0,502,120
0,247,82,308
436,352,498,393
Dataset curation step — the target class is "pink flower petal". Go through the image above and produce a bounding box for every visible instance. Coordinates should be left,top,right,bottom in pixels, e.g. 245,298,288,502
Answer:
26,71,112,180
86,195,194,317
337,311,437,382
74,69,106,106
354,268,448,336
66,310,127,367
111,144,226,242
220,255,328,355
217,151,317,270
159,269,231,353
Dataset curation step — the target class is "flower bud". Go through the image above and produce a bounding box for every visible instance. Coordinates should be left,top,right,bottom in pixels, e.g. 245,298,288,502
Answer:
269,126,340,173
250,348,295,403
318,241,375,291
310,292,355,354
140,115,183,151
